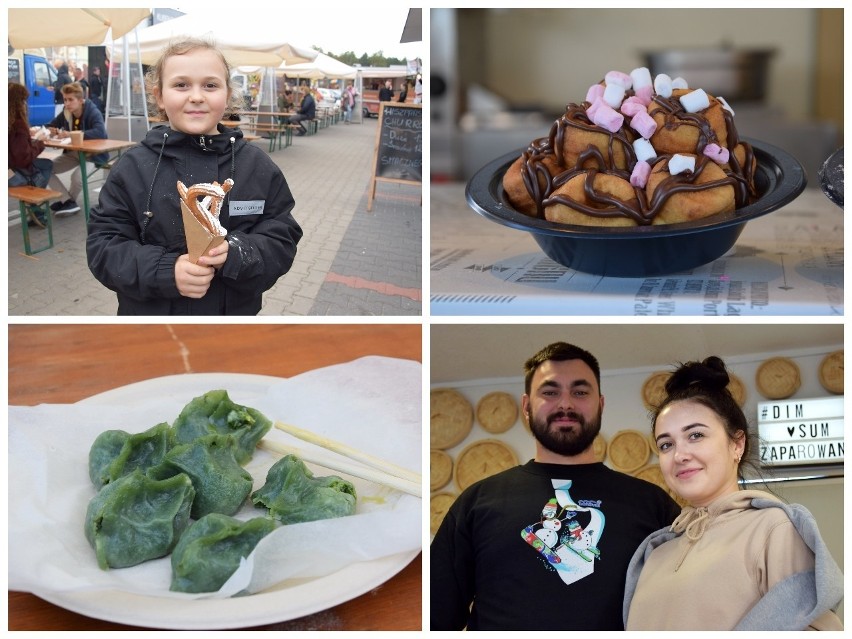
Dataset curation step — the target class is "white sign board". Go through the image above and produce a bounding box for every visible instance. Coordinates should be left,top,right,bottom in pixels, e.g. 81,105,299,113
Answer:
757,396,844,466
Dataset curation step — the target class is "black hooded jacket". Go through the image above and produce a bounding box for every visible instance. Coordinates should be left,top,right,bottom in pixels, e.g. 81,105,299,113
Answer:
86,124,302,315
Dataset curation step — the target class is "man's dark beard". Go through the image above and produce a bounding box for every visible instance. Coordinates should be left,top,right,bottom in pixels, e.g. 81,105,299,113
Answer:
528,407,602,457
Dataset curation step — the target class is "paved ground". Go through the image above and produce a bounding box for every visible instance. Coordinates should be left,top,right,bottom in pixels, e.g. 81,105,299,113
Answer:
8,116,422,316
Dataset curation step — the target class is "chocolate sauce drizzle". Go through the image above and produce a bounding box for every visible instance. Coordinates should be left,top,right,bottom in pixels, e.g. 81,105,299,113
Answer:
516,94,757,225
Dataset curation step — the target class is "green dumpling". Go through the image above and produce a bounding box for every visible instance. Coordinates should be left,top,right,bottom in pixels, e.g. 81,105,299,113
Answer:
170,513,278,593
84,470,195,570
170,390,272,464
88,422,172,488
251,454,356,524
148,434,253,519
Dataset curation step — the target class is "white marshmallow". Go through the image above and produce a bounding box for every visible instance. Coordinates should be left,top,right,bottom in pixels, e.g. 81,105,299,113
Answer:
668,154,696,175
671,76,689,90
603,83,626,109
654,73,673,98
633,138,657,163
717,96,735,116
630,67,653,90
679,88,711,113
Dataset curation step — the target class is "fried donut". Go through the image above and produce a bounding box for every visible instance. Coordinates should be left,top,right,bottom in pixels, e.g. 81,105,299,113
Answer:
648,89,729,156
503,141,562,217
554,104,635,171
647,155,735,224
544,171,641,227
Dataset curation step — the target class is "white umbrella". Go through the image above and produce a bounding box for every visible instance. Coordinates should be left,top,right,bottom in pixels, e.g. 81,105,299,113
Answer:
111,12,318,67
279,51,357,80
8,8,151,48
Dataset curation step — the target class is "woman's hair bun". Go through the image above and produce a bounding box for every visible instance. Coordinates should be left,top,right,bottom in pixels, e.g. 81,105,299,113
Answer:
665,355,730,396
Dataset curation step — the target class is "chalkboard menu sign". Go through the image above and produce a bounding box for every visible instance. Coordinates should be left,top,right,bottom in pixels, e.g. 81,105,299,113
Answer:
368,103,422,211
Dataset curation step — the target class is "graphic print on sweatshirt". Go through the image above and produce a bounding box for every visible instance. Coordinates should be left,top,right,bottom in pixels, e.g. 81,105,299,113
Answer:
520,479,604,586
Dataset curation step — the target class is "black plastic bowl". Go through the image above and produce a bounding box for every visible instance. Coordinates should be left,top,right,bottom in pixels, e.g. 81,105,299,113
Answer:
465,138,806,277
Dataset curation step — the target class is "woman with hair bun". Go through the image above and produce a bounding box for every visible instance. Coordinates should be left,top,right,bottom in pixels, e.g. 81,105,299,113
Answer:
623,356,843,630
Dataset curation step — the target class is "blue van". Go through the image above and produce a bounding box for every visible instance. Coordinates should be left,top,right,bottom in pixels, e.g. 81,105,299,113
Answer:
8,52,59,126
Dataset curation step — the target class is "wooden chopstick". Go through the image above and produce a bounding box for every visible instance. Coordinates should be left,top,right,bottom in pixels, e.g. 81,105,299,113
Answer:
273,420,421,485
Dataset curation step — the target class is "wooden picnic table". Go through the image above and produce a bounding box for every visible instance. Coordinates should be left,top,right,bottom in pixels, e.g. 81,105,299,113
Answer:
42,138,137,220
8,323,422,631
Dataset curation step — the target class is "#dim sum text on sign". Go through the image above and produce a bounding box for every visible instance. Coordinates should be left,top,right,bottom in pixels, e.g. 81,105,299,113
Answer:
757,397,844,466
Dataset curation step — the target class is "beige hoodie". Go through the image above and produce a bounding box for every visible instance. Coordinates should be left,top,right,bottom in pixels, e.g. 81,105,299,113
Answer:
626,490,841,630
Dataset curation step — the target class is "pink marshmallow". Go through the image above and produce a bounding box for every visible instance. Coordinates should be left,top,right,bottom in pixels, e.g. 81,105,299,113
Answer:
585,83,605,104
591,103,624,133
605,70,633,89
634,85,654,105
586,97,604,119
630,109,657,139
630,161,652,188
703,143,730,164
620,97,646,117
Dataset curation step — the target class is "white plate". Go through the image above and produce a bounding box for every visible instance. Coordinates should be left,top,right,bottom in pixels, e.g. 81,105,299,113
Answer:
29,373,420,630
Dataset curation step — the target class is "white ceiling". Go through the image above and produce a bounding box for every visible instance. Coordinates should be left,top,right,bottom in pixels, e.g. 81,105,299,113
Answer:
431,324,843,383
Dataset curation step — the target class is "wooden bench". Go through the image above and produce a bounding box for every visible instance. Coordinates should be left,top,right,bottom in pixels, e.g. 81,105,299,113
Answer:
238,122,285,152
9,185,64,255
281,124,301,147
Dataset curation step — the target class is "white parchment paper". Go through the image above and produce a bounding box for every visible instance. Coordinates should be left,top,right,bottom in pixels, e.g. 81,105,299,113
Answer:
9,356,421,600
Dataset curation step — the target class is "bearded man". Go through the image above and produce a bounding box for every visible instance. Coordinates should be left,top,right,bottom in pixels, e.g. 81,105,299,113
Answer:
430,342,681,631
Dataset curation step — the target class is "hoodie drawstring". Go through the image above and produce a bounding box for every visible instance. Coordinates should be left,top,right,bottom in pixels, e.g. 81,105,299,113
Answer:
670,506,710,571
140,131,169,244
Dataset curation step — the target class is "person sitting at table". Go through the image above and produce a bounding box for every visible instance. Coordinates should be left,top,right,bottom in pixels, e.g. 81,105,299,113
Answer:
287,87,316,137
277,89,295,124
45,82,108,217
8,82,55,227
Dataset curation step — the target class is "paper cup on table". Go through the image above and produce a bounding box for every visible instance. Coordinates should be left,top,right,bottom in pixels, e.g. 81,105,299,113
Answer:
180,200,227,263
69,130,84,145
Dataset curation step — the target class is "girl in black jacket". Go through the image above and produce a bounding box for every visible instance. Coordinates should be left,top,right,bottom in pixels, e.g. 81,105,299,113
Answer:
87,38,303,315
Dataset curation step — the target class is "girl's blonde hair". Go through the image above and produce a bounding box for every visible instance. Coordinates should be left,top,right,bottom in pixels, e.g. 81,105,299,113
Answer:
145,37,244,121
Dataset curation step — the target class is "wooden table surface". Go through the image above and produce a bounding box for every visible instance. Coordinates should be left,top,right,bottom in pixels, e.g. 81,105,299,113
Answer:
8,324,422,631
43,138,137,154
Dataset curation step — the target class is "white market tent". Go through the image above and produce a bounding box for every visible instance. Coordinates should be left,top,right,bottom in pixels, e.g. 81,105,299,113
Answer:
356,65,413,79
278,51,357,80
8,8,151,49
110,12,318,67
